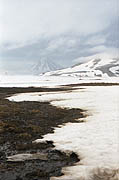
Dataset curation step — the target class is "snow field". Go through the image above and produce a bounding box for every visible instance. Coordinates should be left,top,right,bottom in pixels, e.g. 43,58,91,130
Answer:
7,86,119,179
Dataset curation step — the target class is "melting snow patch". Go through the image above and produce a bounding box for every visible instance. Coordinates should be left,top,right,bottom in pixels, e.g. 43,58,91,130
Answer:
7,153,48,162
8,86,119,179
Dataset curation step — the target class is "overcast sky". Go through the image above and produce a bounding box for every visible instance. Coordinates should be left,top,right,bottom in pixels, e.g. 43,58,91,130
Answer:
0,0,119,74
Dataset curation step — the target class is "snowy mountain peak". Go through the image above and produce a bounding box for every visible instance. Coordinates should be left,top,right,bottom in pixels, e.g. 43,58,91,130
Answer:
32,58,63,75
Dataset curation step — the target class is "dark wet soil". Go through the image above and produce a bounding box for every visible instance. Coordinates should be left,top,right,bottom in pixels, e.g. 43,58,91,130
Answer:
0,87,85,180
64,82,119,87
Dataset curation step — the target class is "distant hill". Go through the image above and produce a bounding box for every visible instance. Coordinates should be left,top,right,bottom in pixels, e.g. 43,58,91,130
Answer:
32,58,63,75
44,55,119,78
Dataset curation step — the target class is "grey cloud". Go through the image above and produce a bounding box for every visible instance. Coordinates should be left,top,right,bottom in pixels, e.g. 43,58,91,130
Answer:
0,0,118,74
0,0,118,44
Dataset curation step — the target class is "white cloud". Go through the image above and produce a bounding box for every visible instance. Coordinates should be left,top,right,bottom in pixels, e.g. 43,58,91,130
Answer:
73,48,119,64
86,36,106,46
47,38,66,51
47,37,78,51
0,0,118,45
90,45,108,53
89,46,119,56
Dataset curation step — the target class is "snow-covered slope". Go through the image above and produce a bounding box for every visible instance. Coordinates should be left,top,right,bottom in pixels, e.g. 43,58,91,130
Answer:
45,55,119,78
32,58,62,75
